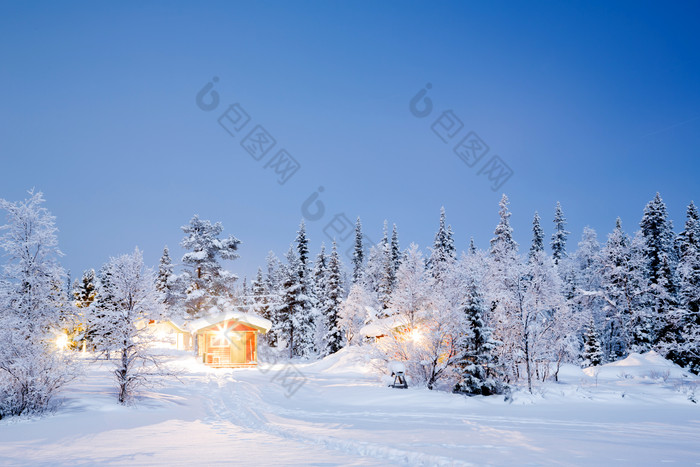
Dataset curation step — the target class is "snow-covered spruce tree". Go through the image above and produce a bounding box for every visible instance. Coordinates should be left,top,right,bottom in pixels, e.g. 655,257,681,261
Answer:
294,221,316,357
251,267,268,318
71,269,97,349
529,212,545,260
628,231,655,353
352,217,365,284
427,207,457,285
74,269,97,311
667,202,700,373
89,263,119,357
598,218,639,360
323,242,345,355
0,190,75,417
381,221,397,294
453,268,505,396
639,193,679,348
312,244,328,354
570,228,605,357
364,237,393,315
239,276,251,308
274,246,311,358
551,201,569,265
90,248,166,404
263,251,281,346
468,237,477,255
155,246,180,312
180,215,241,317
484,194,521,383
581,317,603,368
391,223,401,277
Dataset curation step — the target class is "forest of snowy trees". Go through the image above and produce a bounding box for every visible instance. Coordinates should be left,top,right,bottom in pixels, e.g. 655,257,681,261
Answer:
247,193,700,394
1,189,699,418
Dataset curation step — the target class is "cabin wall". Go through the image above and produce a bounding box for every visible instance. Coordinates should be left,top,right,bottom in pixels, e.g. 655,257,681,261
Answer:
197,329,258,367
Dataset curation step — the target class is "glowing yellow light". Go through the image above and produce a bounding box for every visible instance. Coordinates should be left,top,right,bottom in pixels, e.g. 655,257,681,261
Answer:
215,324,233,344
55,333,69,350
410,329,423,343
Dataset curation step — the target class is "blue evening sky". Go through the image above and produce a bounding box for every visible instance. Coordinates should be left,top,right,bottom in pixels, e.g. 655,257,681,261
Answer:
1,1,698,281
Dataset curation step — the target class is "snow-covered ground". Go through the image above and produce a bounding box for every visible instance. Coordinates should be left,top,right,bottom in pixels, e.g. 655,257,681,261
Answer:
1,347,699,466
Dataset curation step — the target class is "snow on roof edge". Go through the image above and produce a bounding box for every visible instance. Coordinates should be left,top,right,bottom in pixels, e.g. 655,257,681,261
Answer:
188,310,272,333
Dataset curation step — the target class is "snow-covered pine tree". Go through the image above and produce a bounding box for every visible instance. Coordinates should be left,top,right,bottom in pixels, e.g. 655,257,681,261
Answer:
251,267,268,320
240,276,250,307
90,262,120,356
89,248,165,404
155,246,173,295
490,195,518,259
639,193,679,348
74,269,97,309
667,202,700,373
427,207,457,284
529,211,545,260
312,244,329,354
391,223,401,277
468,237,477,255
551,201,569,265
72,269,97,349
264,251,281,346
453,272,505,396
620,232,654,353
363,228,394,315
381,221,397,294
446,225,456,258
323,241,345,355
180,215,241,317
275,246,308,358
294,221,316,357
570,227,605,356
155,246,179,311
296,220,310,271
352,217,364,284
581,317,603,367
484,194,521,383
0,190,75,416
598,219,636,360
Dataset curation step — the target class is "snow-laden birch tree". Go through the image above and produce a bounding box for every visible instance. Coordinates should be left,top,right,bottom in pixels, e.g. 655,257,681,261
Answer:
89,248,166,404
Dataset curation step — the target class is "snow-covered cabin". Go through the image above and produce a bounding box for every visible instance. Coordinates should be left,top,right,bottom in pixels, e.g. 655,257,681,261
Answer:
166,310,271,368
360,313,410,341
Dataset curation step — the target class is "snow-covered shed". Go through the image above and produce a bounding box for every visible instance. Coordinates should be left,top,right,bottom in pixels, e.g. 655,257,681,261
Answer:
166,310,272,368
360,313,410,341
190,311,271,367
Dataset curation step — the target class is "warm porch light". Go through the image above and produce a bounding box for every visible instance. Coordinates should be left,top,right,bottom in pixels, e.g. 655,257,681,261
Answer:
214,323,236,345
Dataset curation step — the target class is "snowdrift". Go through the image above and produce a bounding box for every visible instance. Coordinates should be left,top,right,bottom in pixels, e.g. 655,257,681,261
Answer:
582,351,692,381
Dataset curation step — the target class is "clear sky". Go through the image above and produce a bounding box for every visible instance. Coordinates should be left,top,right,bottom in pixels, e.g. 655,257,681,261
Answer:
1,1,698,281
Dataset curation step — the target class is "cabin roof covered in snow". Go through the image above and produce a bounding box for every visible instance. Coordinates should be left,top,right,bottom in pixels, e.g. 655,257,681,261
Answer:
360,313,410,338
189,310,272,333
168,306,272,334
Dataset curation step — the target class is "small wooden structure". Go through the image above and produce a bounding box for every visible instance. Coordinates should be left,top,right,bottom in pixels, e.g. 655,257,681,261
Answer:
166,310,271,368
359,312,410,342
